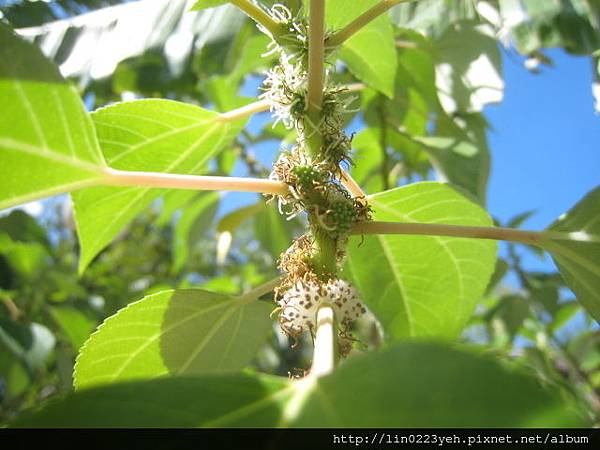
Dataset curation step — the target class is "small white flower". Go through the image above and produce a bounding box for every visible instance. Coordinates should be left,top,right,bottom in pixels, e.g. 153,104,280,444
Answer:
277,279,366,336
260,54,307,129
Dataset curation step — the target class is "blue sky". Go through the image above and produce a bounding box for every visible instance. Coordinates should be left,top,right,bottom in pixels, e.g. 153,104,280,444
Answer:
486,48,599,274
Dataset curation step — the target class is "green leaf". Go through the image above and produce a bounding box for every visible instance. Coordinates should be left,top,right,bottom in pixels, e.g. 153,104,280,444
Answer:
73,289,274,390
0,234,48,279
390,0,479,37
72,99,245,272
543,186,600,323
294,342,584,427
14,373,292,427
254,202,301,259
433,22,503,113
48,306,96,351
413,136,488,202
345,182,497,339
0,210,49,247
14,342,584,427
0,24,107,211
326,0,397,98
217,201,265,234
190,0,229,12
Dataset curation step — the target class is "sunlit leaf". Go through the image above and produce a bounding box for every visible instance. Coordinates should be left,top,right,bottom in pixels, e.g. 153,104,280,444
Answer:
0,25,107,211
74,289,273,389
73,99,245,272
326,0,397,98
16,342,584,427
543,186,600,323
172,192,220,272
345,182,497,339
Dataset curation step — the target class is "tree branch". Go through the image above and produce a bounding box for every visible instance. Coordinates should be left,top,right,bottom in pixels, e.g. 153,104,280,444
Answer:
230,0,283,39
327,0,416,48
352,221,600,246
106,168,289,195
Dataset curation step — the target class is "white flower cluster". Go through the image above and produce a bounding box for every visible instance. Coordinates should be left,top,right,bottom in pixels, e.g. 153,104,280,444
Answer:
260,54,307,129
278,278,366,336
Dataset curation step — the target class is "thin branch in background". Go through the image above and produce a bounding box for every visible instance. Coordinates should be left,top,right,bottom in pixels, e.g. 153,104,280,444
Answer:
327,0,416,47
377,101,391,190
106,168,289,196
1,297,23,321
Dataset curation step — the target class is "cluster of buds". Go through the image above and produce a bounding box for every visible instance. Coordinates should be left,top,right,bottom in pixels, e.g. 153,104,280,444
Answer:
257,4,371,341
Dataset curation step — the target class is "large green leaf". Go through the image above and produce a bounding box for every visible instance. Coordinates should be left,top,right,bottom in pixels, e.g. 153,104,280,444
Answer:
14,342,583,427
0,25,107,211
15,373,292,427
17,0,245,86
74,289,273,389
345,182,497,339
543,186,600,323
294,342,583,427
326,0,397,98
72,99,245,272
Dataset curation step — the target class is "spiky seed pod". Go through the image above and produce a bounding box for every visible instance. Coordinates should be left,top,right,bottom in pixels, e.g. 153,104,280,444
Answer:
277,279,366,337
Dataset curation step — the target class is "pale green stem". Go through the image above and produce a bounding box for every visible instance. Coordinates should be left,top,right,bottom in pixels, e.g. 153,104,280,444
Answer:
230,0,283,39
307,0,325,115
352,221,600,246
105,168,289,196
304,0,337,276
310,305,338,377
327,0,417,47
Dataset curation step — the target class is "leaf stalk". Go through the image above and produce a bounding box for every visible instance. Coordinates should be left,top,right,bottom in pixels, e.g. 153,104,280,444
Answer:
327,0,415,48
105,168,289,195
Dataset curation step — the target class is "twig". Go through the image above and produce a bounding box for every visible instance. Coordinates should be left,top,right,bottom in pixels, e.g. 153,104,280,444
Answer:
327,0,416,47
1,297,22,321
230,0,283,39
